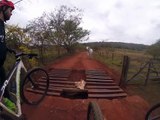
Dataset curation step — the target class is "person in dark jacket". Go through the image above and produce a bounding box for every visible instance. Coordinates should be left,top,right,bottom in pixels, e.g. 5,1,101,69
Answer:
0,0,15,98
0,0,17,112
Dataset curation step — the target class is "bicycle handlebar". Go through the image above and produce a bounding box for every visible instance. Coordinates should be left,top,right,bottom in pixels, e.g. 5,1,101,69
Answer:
15,53,38,59
9,49,38,59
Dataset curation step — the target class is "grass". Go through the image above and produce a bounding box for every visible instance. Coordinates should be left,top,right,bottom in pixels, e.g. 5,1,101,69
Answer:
4,48,69,77
126,81,160,106
94,48,160,106
94,52,123,73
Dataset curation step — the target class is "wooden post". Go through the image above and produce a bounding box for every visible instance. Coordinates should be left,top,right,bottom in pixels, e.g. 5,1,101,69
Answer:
112,52,114,61
119,55,130,87
145,60,151,86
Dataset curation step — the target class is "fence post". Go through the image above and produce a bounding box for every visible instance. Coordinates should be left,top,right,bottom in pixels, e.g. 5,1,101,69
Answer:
119,55,130,87
112,52,114,61
145,60,152,86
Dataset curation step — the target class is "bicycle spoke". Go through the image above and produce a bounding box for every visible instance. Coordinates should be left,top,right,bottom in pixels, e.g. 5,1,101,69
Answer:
21,68,49,105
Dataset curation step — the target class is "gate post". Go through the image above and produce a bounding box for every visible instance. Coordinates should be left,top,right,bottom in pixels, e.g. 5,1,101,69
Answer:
145,60,152,86
119,55,130,87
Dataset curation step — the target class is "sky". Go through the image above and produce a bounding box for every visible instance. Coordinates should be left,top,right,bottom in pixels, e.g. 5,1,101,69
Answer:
8,0,160,45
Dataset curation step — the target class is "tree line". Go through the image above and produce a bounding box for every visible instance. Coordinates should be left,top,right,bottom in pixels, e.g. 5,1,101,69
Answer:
84,42,149,51
5,5,160,64
6,5,89,64
84,40,160,59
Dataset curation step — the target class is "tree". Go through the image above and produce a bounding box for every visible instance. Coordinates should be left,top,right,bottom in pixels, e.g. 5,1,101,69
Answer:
6,24,30,51
61,20,89,52
48,5,90,53
147,39,160,58
26,13,51,64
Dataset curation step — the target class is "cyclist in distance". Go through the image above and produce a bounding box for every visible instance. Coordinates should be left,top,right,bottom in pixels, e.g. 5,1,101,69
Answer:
0,0,16,111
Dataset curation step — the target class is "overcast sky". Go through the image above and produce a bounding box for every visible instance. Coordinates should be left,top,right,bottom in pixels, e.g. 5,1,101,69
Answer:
8,0,160,45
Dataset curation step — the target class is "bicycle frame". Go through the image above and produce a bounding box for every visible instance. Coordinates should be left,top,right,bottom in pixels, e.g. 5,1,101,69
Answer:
0,57,27,117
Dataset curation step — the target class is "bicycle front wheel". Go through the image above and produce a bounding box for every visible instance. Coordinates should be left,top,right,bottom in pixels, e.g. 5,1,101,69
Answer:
0,113,14,120
87,101,104,120
21,67,49,105
145,103,160,120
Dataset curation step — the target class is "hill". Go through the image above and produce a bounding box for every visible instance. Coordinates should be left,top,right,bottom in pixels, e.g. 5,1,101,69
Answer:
83,42,149,51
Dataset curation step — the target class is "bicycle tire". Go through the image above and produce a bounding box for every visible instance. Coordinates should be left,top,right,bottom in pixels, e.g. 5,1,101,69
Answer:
21,67,49,105
145,103,160,120
87,101,104,120
0,113,14,120
0,113,26,120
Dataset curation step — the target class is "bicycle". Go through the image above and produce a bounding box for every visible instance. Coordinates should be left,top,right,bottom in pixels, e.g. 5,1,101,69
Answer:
145,103,160,120
87,101,104,120
0,51,49,119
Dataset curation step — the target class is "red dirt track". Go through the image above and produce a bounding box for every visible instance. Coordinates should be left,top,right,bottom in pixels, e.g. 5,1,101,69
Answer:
22,52,149,120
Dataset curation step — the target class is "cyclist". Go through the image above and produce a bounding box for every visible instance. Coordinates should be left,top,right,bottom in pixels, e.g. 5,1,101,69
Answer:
0,0,16,111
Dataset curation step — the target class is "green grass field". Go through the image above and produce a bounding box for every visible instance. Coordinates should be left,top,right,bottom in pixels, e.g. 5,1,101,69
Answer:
94,48,160,106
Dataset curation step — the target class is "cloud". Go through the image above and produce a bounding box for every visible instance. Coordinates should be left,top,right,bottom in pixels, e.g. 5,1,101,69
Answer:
8,0,160,45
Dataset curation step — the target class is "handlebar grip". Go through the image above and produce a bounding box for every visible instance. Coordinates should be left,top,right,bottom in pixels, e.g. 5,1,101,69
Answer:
15,52,23,58
28,53,38,59
15,53,38,59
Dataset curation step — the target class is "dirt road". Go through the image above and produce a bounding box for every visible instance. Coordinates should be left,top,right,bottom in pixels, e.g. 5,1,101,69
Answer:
22,52,149,120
